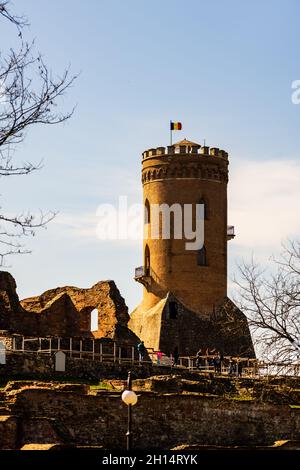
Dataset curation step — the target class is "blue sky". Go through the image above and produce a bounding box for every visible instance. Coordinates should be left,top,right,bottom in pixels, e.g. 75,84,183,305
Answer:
1,0,300,311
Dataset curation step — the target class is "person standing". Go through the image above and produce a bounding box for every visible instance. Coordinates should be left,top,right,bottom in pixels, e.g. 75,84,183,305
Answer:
173,346,180,366
228,357,235,376
214,353,221,374
196,348,202,369
137,341,146,362
156,350,163,365
220,353,224,374
237,361,243,377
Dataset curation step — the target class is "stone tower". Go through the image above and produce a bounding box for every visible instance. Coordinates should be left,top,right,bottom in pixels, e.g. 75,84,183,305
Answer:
129,139,254,357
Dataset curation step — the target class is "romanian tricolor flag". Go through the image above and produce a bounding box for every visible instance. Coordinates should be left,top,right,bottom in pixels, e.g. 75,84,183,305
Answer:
170,121,182,130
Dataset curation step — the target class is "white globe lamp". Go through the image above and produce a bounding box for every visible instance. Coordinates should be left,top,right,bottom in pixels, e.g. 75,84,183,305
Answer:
122,390,138,406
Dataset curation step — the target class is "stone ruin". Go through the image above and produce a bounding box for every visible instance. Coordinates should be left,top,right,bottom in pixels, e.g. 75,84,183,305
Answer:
0,271,140,345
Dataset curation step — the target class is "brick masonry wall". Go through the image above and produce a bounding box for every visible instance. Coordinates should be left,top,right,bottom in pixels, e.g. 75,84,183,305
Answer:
159,296,254,356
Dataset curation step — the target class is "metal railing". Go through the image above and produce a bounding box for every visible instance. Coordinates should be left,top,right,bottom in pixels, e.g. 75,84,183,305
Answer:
3,336,300,377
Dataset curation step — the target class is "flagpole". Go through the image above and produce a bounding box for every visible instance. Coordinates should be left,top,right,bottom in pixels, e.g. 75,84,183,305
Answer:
170,120,172,146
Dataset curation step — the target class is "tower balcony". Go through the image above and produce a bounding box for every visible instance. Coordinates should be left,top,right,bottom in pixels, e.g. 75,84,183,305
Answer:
227,225,235,240
134,266,151,286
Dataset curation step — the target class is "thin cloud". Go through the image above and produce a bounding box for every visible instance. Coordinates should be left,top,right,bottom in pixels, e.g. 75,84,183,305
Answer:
229,159,300,248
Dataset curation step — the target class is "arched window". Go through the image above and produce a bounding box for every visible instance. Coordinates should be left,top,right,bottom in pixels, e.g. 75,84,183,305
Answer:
199,197,207,220
144,199,150,224
144,244,150,275
197,245,207,266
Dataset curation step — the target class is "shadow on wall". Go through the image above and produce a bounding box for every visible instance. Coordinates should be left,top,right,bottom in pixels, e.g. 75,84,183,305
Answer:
159,294,255,357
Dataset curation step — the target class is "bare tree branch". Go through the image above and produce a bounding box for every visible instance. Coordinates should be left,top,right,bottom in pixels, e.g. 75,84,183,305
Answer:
0,1,28,29
0,1,77,265
234,242,300,362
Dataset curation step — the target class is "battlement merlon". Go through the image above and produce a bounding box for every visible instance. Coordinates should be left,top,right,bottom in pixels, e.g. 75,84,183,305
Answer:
142,139,229,160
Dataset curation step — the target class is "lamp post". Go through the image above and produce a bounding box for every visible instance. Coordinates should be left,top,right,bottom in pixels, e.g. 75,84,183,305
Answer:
121,371,138,450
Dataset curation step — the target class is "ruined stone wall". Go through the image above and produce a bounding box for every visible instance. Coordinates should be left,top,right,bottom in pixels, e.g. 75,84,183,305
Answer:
0,271,139,345
3,388,300,449
0,416,17,449
20,280,129,339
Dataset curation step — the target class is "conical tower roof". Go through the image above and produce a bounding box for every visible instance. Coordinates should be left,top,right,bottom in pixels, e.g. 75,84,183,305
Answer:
172,138,201,148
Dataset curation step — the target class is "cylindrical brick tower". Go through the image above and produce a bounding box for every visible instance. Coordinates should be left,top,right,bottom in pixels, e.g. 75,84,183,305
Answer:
129,139,254,357
135,139,231,314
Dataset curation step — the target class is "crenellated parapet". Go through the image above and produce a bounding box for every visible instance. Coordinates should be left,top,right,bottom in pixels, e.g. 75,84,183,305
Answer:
142,143,229,160
141,140,229,184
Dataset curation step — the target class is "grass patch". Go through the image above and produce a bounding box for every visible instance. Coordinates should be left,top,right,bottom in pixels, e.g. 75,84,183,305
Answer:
230,395,254,401
90,381,113,390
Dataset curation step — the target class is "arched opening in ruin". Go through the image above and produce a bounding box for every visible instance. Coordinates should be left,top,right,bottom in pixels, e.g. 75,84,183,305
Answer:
90,308,99,331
